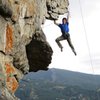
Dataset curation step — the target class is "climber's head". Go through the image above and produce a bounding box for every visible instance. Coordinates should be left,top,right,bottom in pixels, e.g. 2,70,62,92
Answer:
62,17,67,24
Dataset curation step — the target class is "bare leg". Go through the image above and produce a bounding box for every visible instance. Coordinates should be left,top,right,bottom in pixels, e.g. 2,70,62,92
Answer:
55,35,65,52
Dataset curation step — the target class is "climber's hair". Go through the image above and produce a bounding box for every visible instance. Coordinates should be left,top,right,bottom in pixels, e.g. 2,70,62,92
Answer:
62,17,67,22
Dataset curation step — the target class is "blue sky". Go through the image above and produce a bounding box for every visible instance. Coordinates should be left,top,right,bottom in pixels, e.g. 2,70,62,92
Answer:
42,0,100,75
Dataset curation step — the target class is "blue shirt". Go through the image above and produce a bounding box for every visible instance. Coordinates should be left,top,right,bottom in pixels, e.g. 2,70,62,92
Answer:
59,22,69,34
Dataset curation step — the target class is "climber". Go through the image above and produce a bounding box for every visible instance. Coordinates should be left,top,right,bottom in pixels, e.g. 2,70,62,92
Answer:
54,11,77,56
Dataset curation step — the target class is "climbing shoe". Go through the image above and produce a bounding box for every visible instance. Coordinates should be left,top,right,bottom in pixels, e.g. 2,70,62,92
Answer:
61,47,63,52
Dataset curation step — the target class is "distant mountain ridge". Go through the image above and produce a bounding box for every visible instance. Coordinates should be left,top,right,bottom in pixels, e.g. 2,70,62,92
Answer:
24,68,100,90
15,68,100,100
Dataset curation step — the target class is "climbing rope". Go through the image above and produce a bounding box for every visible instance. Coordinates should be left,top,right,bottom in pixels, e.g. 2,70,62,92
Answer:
78,0,99,99
78,0,95,75
42,2,94,76
41,23,53,29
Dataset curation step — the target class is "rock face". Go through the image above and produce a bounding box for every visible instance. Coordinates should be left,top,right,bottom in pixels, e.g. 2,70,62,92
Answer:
0,0,69,99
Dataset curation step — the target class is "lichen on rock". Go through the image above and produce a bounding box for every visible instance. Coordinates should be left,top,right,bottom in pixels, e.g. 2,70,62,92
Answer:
0,0,69,99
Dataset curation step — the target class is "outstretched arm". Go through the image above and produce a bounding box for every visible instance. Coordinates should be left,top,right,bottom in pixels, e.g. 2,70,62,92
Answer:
54,20,59,26
67,11,70,22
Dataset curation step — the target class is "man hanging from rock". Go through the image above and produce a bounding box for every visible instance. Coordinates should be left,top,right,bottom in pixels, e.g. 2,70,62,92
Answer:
54,11,77,56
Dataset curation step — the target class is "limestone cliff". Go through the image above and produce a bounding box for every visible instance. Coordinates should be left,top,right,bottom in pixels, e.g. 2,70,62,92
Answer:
0,0,69,99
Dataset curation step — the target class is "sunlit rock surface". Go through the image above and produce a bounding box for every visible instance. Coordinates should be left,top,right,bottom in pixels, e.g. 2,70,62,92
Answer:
0,0,68,99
